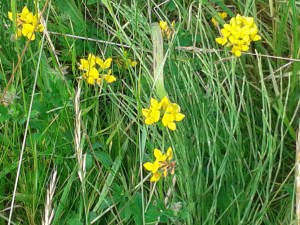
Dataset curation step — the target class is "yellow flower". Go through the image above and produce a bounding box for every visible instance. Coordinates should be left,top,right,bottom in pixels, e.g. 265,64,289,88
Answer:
215,14,261,57
8,12,13,21
160,96,170,110
143,160,160,173
159,20,175,40
8,6,44,41
116,51,138,69
153,148,167,162
142,98,162,125
220,28,231,38
79,54,117,85
20,6,29,16
215,37,228,45
83,67,99,85
166,147,173,161
150,172,162,182
79,54,97,72
86,76,96,85
159,21,168,31
142,108,160,125
150,172,161,182
79,59,90,71
22,24,35,40
231,46,242,57
33,15,44,32
103,69,117,83
162,103,185,131
142,96,185,130
96,57,112,69
144,147,176,182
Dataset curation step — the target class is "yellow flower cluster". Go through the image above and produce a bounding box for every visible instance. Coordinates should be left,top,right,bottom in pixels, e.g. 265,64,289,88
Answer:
142,96,185,131
8,6,44,41
215,14,261,57
78,53,116,85
211,12,228,26
143,147,175,182
159,21,175,40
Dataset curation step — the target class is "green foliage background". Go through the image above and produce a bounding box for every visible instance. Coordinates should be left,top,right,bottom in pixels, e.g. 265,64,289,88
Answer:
0,0,299,224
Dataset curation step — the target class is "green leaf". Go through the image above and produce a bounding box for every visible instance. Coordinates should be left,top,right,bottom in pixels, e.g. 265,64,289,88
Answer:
145,204,160,223
166,0,176,11
94,151,113,169
66,213,83,225
87,0,98,5
129,192,143,225
55,0,85,34
86,153,93,170
0,106,11,122
88,212,97,222
92,142,105,150
178,30,193,46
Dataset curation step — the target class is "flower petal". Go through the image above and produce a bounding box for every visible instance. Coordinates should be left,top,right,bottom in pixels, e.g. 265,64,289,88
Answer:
167,122,176,131
150,172,162,182
160,96,170,109
22,24,34,36
252,35,261,41
86,76,95,85
159,21,168,31
104,75,117,83
145,117,154,125
150,98,159,108
103,58,112,69
27,32,35,40
163,169,168,177
175,113,185,122
8,12,13,21
142,109,149,117
96,78,102,85
79,59,89,70
166,147,173,161
143,162,154,171
89,67,99,79
152,160,160,173
162,114,172,126
95,57,104,67
22,6,29,15
154,149,166,162
150,110,160,123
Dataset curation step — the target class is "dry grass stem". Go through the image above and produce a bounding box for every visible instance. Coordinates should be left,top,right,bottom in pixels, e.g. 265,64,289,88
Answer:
74,82,86,182
42,169,57,225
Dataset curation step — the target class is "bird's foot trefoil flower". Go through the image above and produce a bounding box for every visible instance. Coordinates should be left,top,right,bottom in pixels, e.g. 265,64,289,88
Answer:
8,6,44,41
78,53,116,85
144,147,176,182
159,20,175,40
215,14,261,57
142,96,185,131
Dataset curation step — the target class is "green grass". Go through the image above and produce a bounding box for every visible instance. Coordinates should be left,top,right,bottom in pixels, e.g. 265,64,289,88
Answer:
0,0,299,224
